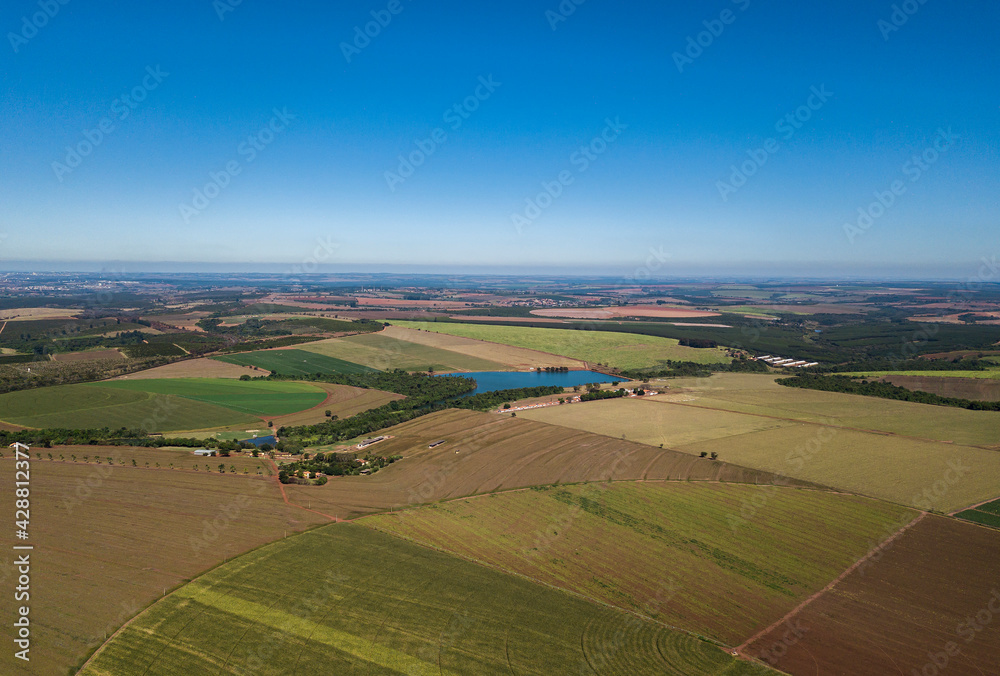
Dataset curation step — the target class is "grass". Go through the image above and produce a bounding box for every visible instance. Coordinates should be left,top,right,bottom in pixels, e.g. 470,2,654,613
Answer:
300,331,510,372
95,378,328,417
0,457,327,676
80,523,778,676
363,483,913,646
213,348,375,376
393,321,732,370
0,383,258,432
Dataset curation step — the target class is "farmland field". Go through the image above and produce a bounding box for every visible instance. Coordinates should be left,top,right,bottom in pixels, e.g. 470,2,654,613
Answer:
875,374,1000,401
0,383,259,431
115,357,263,379
0,457,327,676
282,409,816,520
841,369,1000,380
956,498,1000,528
79,524,778,676
392,321,731,369
745,515,1000,675
300,329,511,372
213,348,375,376
268,382,404,427
664,373,1000,448
364,482,914,646
517,383,1000,512
518,397,797,447
51,348,124,362
95,378,328,417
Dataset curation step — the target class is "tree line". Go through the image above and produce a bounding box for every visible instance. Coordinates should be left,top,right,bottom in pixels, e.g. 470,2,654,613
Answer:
776,374,1000,411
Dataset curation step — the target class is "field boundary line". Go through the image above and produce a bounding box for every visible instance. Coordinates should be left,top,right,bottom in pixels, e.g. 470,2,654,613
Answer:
391,323,589,368
735,511,928,656
949,496,1000,516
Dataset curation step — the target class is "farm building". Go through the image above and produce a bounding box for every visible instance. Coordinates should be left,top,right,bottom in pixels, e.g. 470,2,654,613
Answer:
193,449,214,457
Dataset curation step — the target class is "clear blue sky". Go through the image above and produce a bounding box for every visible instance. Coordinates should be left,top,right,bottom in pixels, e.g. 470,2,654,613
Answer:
1,0,997,277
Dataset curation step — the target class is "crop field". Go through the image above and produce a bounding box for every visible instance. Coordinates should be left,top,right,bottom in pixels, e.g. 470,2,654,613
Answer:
115,357,263,379
16,445,274,475
96,378,328,417
674,423,1000,512
282,409,816,520
0,383,259,431
956,498,1000,529
393,321,731,369
842,369,1000,379
0,457,327,676
213,348,375,376
518,397,797,448
745,515,1000,676
876,374,1000,401
300,329,511,372
364,483,914,646
665,373,1000,448
79,524,778,676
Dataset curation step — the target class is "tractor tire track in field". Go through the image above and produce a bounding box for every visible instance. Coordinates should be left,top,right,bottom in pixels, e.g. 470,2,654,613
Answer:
734,511,928,657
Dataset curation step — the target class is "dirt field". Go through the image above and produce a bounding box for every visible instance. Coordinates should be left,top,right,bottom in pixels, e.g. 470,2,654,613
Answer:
530,306,721,319
114,357,266,379
283,409,817,520
0,455,328,676
268,383,403,427
745,515,1000,675
880,374,1000,401
363,482,913,647
52,349,124,362
380,325,586,369
0,308,80,321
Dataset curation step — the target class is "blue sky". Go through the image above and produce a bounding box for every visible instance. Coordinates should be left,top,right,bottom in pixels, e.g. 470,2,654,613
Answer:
1,0,997,276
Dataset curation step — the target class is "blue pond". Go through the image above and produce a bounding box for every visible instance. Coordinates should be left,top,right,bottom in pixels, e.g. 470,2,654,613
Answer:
442,370,620,396
241,435,277,447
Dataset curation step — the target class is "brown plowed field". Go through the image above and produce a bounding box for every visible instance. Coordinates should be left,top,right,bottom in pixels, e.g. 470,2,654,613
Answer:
745,515,1000,675
112,357,264,379
284,409,819,520
881,374,1000,401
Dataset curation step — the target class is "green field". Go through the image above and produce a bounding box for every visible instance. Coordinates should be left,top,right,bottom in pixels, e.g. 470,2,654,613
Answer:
0,384,258,431
80,524,776,676
364,483,913,646
301,332,510,372
956,498,1000,529
96,378,327,416
213,348,376,376
393,321,731,370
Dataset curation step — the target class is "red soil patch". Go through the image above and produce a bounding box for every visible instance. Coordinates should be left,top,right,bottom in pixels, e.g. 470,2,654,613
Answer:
745,515,1000,675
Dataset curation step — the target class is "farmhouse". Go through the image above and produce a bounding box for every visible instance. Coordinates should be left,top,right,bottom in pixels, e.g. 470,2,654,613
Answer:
193,449,214,457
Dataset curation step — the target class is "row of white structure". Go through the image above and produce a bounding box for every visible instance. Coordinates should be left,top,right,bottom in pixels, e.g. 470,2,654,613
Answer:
756,355,819,368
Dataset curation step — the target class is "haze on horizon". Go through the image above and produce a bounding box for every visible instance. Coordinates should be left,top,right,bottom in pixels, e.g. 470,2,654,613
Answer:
1,0,997,276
